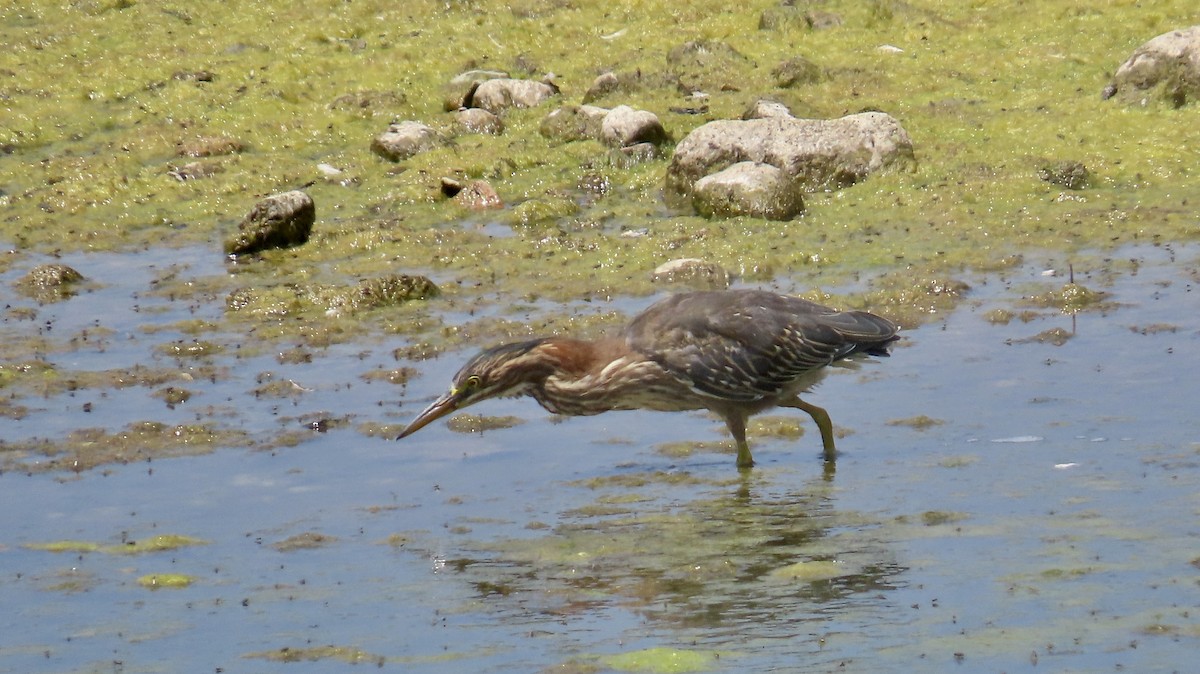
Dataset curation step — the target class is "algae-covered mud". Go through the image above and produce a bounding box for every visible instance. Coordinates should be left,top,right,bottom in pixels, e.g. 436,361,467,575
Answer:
2,0,1199,672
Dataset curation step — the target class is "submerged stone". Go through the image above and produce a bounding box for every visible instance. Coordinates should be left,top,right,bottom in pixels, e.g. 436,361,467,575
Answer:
767,560,846,582
15,263,84,302
224,190,315,256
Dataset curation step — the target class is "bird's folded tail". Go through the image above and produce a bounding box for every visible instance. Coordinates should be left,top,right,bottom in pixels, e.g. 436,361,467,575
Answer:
823,310,900,359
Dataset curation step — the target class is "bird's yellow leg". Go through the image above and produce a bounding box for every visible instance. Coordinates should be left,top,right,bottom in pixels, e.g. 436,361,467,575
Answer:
724,414,755,469
735,438,754,470
784,398,837,462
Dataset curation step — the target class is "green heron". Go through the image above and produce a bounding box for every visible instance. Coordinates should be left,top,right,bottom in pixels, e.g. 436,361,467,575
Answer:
397,289,898,468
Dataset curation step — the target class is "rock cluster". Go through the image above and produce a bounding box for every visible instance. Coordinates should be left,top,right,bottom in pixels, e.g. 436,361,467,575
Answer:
666,110,914,220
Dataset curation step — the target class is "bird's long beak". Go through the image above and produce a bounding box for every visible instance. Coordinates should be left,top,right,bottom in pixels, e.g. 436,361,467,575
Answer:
396,390,460,440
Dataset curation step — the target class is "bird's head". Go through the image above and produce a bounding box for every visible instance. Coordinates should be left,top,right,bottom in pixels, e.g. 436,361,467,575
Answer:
396,339,555,439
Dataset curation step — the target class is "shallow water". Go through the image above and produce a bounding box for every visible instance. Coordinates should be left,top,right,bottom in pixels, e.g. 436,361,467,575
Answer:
2,243,1198,673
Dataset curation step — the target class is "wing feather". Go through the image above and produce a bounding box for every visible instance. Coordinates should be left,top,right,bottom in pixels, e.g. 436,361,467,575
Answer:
625,290,897,402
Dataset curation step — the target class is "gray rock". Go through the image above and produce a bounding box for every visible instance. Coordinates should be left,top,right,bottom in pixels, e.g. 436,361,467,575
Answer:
443,70,509,110
742,99,794,120
225,190,315,256
600,105,668,147
582,70,647,104
541,104,667,148
1104,26,1200,106
455,108,504,135
539,105,609,143
615,142,661,165
468,78,559,114
772,56,822,88
441,178,502,210
371,121,440,162
665,112,914,208
692,161,805,220
652,258,731,290
583,71,621,103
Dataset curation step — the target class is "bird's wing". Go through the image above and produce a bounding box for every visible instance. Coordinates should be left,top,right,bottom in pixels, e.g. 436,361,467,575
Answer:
625,291,884,402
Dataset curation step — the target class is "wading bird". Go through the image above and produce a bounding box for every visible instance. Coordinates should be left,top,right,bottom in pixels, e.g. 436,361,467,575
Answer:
397,289,899,468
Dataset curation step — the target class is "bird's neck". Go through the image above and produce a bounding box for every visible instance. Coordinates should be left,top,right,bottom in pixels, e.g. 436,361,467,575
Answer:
530,337,621,377
529,337,685,416
524,337,625,415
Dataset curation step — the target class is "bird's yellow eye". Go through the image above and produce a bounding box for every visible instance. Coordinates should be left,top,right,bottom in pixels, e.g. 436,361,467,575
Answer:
464,375,482,389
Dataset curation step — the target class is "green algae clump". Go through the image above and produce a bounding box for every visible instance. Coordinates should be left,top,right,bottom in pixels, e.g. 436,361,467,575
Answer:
1023,282,1110,314
119,534,208,554
2,422,252,474
602,648,720,674
226,274,438,319
24,540,102,554
25,534,207,555
272,532,339,552
137,573,194,589
245,645,385,666
887,415,946,430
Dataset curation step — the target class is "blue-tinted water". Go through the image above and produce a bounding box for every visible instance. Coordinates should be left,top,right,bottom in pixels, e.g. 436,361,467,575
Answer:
1,243,1197,673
